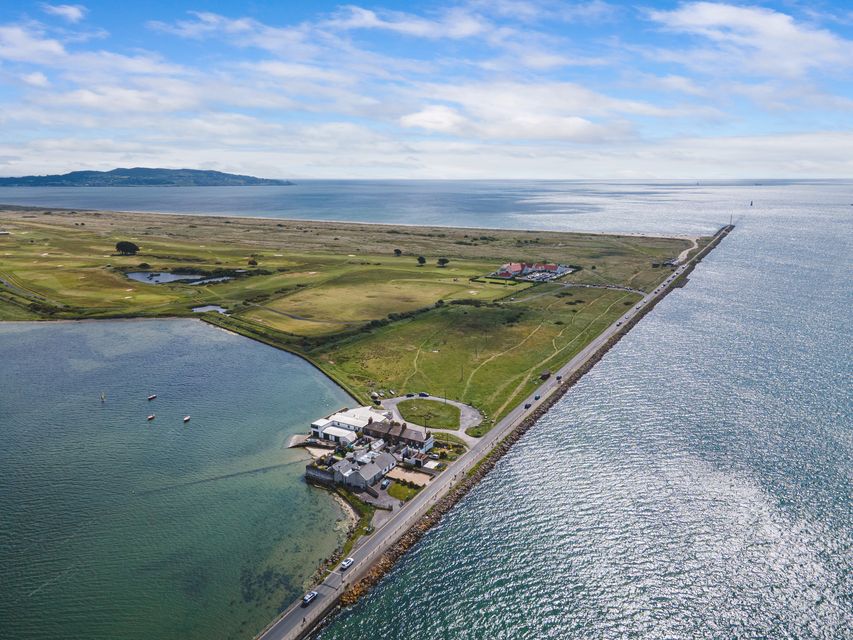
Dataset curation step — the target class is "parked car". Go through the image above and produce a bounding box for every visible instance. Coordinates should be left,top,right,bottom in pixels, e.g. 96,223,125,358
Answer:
429,453,440,460
380,478,391,490
524,403,532,409
340,558,354,571
302,591,318,606
534,394,541,400
405,392,415,397
556,375,562,381
418,391,429,397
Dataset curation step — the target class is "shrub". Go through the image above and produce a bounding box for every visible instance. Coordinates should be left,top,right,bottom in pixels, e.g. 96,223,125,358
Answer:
115,241,139,255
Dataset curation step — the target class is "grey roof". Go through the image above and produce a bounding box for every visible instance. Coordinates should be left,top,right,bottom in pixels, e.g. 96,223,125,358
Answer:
364,421,429,443
374,452,396,469
358,462,381,480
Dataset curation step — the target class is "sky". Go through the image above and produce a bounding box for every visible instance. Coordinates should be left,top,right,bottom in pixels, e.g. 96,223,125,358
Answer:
0,0,851,179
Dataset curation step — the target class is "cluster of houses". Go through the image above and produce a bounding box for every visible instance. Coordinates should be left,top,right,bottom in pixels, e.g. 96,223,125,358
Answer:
306,405,435,491
491,262,573,281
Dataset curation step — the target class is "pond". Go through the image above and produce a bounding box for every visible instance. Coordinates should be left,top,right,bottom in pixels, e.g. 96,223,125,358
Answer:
192,305,228,314
126,271,233,285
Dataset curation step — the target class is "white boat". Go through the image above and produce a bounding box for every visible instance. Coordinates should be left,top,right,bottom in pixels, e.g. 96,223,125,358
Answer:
100,392,106,403
183,416,191,423
147,414,156,421
147,394,157,401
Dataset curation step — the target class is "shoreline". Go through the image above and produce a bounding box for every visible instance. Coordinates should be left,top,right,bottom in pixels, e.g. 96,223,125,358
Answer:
325,223,734,618
0,202,711,239
255,224,734,640
1,203,729,639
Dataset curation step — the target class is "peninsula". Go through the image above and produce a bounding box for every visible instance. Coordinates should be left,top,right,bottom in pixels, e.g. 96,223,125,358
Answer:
0,167,293,187
0,205,729,639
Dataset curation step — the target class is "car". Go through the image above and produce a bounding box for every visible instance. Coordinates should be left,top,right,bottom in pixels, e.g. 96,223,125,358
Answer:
534,394,541,400
302,591,318,606
380,478,391,490
418,392,429,397
429,453,440,460
340,557,354,571
556,375,562,381
405,392,415,398
616,321,622,326
524,403,532,409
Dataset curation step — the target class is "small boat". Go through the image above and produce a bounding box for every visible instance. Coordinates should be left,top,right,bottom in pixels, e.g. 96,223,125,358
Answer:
100,392,106,403
147,394,157,401
147,414,156,421
183,416,191,423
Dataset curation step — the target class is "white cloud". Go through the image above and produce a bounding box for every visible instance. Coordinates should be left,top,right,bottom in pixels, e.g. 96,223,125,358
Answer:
21,71,50,87
400,105,470,134
41,4,88,24
0,2,851,178
326,5,489,39
647,2,853,78
0,25,65,64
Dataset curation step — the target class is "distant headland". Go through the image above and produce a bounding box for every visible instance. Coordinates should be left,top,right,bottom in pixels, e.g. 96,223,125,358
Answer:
0,167,293,187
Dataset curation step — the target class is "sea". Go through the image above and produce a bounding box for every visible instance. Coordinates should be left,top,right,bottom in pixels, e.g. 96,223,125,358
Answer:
0,180,850,639
0,320,353,640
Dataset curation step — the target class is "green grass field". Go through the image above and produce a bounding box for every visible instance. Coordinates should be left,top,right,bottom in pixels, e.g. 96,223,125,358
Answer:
0,206,702,436
386,482,420,502
397,399,461,429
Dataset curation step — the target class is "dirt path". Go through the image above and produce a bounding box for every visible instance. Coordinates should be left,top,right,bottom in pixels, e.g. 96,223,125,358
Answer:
491,292,632,418
677,237,700,264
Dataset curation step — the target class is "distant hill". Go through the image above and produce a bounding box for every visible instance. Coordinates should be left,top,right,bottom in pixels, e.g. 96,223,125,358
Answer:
0,167,293,187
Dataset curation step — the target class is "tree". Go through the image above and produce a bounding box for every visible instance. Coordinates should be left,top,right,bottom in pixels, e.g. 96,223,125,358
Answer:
417,256,426,265
394,248,402,256
116,241,139,255
437,257,449,267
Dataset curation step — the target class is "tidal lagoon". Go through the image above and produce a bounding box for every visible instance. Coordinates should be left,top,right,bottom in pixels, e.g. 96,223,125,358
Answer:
0,319,352,640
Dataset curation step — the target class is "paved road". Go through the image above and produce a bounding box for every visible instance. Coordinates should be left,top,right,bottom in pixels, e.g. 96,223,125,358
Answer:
255,226,731,640
380,396,482,446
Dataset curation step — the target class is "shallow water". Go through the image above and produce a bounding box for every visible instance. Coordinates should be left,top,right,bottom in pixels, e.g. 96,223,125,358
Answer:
0,319,353,640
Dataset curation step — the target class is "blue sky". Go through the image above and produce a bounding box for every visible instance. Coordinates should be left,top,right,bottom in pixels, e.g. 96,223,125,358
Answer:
0,1,851,178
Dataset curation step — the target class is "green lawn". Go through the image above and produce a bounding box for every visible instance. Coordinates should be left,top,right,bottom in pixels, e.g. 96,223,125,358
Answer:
396,398,461,429
0,206,702,438
387,481,420,502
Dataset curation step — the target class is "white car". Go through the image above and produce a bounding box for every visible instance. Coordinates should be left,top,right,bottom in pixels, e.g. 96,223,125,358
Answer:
340,557,354,571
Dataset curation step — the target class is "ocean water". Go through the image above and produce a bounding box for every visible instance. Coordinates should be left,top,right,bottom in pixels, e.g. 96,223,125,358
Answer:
0,179,835,236
0,320,353,640
1,180,851,639
309,182,849,638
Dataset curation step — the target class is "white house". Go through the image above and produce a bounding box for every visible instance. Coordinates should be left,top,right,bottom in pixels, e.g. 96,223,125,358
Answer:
311,406,392,444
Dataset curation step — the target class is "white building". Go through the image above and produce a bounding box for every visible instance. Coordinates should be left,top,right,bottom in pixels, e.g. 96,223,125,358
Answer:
311,406,391,444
